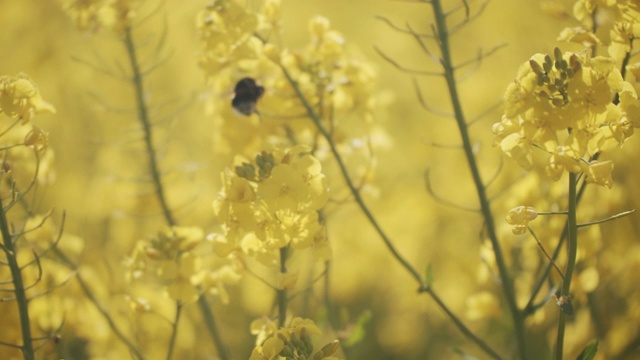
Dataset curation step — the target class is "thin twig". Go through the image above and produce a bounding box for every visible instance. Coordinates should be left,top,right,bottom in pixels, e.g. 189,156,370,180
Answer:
278,62,424,285
449,0,491,35
429,0,526,357
375,15,434,38
424,169,479,212
375,46,442,76
577,209,635,228
53,248,145,359
413,78,454,117
123,25,176,227
527,226,564,280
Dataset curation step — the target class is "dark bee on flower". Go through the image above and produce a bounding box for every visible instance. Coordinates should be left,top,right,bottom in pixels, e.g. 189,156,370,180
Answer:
232,77,264,116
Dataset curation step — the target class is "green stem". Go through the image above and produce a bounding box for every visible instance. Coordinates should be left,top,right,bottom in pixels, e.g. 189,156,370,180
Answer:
429,1,526,358
123,25,176,227
555,173,578,359
524,171,590,315
0,198,34,360
426,288,504,360
277,246,289,327
166,303,183,360
53,248,145,360
196,296,230,360
123,24,228,357
323,260,341,331
279,51,502,360
280,56,495,355
278,64,423,285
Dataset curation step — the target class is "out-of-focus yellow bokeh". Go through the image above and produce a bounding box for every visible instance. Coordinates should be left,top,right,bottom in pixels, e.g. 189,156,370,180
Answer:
1,0,639,359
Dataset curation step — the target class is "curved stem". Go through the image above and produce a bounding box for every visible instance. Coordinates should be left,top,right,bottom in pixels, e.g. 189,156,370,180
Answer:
0,198,35,360
429,0,526,358
52,248,145,360
123,24,228,358
123,25,176,227
278,64,423,285
426,288,504,360
278,48,502,360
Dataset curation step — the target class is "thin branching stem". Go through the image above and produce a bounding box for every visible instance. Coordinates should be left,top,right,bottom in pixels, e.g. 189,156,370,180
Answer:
527,226,564,279
0,198,34,360
524,171,590,315
166,303,183,360
52,248,145,360
279,55,503,360
425,288,503,360
123,24,229,359
555,172,578,360
577,209,635,228
123,24,176,227
278,64,423,285
429,0,526,357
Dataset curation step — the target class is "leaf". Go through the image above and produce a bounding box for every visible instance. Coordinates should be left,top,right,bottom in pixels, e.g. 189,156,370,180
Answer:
344,310,372,346
576,339,598,360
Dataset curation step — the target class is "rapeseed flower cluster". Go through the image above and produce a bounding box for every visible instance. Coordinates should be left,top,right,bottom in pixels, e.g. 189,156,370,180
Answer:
493,47,639,187
197,0,382,167
0,73,56,188
561,0,640,62
249,317,340,360
212,145,330,271
62,0,140,33
127,226,240,304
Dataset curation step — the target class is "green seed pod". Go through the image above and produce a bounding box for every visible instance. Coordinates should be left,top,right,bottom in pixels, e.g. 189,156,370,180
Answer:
555,59,567,71
318,341,340,357
551,98,564,107
570,55,582,73
566,68,574,78
554,77,564,88
301,328,314,352
529,60,544,75
553,47,563,62
235,163,256,181
291,331,307,353
280,344,295,357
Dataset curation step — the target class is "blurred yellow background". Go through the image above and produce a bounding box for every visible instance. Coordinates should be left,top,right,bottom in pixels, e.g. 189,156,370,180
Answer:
1,0,638,359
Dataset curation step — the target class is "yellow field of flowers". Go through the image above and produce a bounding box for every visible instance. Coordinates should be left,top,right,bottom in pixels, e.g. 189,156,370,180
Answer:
0,0,638,359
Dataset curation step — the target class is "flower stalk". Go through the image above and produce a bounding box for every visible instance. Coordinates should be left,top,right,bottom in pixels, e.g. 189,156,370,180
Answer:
429,0,526,357
0,197,35,360
554,172,578,360
123,24,176,227
122,24,228,360
279,45,503,360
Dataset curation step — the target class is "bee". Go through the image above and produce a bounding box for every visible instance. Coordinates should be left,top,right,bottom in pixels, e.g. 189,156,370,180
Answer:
231,77,264,116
